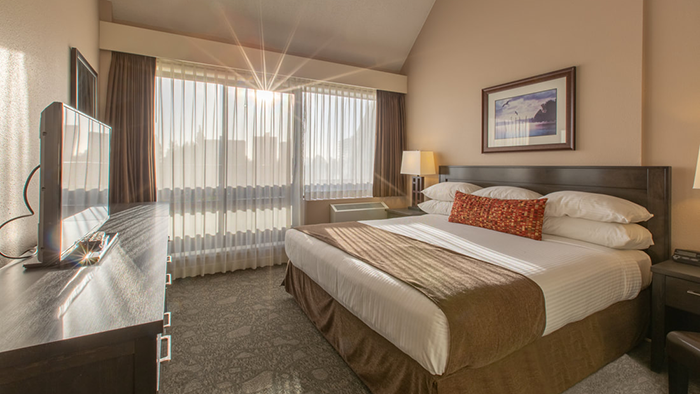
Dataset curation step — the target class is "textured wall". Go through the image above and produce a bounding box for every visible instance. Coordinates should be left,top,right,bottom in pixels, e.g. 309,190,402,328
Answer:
0,0,99,267
402,0,643,181
642,0,700,252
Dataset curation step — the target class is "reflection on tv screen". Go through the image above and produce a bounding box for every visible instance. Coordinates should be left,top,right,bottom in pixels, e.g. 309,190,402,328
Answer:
61,107,110,253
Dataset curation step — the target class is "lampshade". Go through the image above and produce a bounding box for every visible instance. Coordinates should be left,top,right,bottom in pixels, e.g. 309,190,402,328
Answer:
400,151,436,176
694,146,700,189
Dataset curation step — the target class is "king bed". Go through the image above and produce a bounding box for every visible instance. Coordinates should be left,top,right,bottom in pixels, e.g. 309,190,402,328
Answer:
284,166,671,394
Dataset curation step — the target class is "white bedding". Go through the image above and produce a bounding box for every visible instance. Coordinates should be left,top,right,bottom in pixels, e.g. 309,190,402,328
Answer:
284,214,652,376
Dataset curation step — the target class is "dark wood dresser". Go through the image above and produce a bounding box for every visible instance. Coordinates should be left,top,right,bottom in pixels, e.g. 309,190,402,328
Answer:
0,203,171,393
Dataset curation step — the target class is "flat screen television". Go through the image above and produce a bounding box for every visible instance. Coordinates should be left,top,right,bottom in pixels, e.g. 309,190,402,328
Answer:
28,102,112,267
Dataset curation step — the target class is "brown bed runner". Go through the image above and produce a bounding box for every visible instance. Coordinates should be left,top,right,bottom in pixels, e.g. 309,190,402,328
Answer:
294,221,546,374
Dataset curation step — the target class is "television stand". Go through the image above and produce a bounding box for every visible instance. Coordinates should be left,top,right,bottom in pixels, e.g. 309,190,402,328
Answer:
0,203,170,394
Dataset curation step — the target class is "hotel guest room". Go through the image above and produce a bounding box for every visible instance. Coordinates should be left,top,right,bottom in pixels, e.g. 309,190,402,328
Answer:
1,0,700,393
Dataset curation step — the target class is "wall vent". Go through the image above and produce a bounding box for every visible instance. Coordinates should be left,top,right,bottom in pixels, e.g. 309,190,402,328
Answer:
330,202,388,223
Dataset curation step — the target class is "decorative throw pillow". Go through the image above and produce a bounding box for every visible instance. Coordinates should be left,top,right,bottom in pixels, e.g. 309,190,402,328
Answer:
449,192,547,240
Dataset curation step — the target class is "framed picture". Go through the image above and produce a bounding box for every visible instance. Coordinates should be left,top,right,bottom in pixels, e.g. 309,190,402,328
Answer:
482,67,575,153
70,48,98,118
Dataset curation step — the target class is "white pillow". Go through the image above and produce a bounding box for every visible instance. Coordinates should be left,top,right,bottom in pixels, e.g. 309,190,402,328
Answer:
472,186,542,200
418,200,453,216
543,216,654,250
422,182,482,202
543,191,653,224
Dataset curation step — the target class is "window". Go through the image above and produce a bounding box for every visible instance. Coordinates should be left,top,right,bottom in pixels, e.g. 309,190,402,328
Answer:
155,60,301,277
302,83,376,200
154,59,377,277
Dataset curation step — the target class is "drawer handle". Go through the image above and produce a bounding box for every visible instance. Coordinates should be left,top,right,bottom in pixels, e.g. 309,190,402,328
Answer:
160,335,172,363
166,255,172,264
687,290,700,297
164,312,172,328
165,274,172,286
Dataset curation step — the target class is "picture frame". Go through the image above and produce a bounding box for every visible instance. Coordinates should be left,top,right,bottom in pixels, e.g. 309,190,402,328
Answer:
482,67,575,153
70,47,98,118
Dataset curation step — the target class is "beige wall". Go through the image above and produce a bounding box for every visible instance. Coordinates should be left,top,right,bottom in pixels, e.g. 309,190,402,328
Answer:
98,0,113,120
403,0,644,179
0,0,99,267
642,0,700,251
403,0,700,251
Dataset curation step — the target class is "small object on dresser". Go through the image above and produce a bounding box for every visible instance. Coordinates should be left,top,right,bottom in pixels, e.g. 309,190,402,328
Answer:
84,231,106,250
673,249,700,267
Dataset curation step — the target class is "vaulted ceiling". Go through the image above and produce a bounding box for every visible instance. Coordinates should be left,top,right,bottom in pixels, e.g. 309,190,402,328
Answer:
108,0,436,73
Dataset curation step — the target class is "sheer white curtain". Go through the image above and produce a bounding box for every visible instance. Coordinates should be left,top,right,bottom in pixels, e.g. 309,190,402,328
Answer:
155,60,301,278
302,83,376,200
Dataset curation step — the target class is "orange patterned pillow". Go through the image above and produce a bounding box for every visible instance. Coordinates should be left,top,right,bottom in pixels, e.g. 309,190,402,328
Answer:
448,192,547,240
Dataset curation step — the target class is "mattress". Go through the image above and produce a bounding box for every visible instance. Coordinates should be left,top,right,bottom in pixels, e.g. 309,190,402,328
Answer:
284,214,652,376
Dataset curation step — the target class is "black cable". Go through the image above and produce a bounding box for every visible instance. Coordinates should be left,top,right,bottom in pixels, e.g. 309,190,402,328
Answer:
0,165,40,260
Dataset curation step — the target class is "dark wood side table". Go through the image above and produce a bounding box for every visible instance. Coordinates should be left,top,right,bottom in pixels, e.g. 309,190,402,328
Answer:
651,260,700,371
386,207,427,219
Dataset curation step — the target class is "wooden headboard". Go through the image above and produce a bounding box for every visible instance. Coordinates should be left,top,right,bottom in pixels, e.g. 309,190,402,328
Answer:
439,166,672,264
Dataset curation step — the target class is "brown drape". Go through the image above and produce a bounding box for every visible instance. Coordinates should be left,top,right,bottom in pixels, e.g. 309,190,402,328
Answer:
373,90,406,197
105,52,157,205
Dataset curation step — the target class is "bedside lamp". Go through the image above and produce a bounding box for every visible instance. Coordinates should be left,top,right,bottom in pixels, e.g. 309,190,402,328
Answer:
694,146,700,189
672,146,700,266
400,150,436,207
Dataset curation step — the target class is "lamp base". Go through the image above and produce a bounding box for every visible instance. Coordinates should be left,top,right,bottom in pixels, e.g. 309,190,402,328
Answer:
411,176,425,207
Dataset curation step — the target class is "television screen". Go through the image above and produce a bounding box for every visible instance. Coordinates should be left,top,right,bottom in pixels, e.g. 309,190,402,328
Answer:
37,102,111,265
60,106,110,253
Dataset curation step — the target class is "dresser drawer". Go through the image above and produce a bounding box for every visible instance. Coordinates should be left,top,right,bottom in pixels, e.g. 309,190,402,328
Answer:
666,277,700,315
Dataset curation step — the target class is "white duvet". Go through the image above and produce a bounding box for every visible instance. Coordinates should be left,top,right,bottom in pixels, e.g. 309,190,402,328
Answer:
284,214,651,375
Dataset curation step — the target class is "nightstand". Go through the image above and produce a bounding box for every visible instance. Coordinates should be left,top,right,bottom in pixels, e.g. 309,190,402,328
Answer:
386,207,427,219
651,260,700,371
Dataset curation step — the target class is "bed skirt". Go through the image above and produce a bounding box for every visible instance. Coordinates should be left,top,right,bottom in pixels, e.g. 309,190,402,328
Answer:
284,262,650,394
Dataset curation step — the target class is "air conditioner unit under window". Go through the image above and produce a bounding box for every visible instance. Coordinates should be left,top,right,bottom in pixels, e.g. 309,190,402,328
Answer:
330,202,389,223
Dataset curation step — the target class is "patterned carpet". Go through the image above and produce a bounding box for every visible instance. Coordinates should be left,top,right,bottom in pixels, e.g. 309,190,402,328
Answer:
161,264,699,394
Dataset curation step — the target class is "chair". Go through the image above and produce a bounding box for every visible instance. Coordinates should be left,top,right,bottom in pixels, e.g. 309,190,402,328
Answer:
667,331,700,394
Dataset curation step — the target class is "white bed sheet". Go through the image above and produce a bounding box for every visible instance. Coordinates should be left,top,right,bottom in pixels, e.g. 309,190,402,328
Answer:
284,214,652,376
